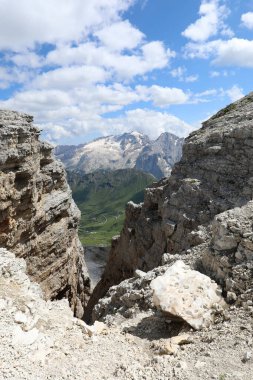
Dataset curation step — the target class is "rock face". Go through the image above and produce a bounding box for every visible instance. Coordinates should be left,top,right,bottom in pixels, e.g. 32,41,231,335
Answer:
85,93,253,321
150,260,225,330
0,110,90,317
201,201,253,305
55,131,184,179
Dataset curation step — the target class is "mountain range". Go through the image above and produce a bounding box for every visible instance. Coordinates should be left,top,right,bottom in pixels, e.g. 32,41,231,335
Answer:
55,131,184,179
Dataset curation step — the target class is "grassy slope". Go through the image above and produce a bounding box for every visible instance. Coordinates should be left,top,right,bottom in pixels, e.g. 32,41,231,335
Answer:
67,169,155,246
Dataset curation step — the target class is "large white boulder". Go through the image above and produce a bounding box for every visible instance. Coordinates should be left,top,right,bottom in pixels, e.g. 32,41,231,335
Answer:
150,260,225,330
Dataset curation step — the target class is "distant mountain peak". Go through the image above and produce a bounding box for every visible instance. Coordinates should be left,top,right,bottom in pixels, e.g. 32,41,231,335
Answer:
55,131,184,179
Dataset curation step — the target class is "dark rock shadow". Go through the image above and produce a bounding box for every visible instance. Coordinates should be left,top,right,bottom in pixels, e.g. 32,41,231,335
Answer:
124,313,190,341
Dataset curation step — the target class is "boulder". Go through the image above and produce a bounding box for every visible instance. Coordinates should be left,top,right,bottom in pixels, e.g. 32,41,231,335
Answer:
150,260,225,329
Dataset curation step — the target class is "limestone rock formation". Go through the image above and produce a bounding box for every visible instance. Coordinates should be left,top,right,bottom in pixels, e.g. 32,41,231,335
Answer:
201,201,253,305
150,260,225,330
85,92,253,321
0,110,90,317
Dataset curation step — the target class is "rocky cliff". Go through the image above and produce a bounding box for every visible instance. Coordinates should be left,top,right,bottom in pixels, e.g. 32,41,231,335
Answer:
85,92,253,321
0,110,90,317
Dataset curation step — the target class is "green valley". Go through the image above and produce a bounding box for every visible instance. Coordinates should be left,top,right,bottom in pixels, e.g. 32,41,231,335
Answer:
67,169,155,246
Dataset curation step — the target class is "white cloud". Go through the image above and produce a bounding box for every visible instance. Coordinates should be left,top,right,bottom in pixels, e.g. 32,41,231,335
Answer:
148,85,189,106
39,108,193,143
32,65,110,90
210,70,221,77
225,85,244,102
184,40,218,59
9,52,44,68
107,41,173,79
241,12,253,30
0,0,134,50
185,38,253,68
209,69,234,78
43,123,73,142
191,85,244,104
0,66,32,88
171,66,185,79
213,38,253,67
170,66,199,82
0,81,188,118
191,88,220,104
94,20,144,51
182,0,233,42
185,75,199,83
99,109,194,138
46,40,174,80
0,80,192,143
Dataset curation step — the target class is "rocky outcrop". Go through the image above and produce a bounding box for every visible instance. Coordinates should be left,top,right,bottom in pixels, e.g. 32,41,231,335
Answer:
0,110,90,317
200,201,253,305
85,92,253,321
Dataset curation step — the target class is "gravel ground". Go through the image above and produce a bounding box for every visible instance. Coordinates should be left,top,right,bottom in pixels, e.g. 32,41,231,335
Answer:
0,250,252,380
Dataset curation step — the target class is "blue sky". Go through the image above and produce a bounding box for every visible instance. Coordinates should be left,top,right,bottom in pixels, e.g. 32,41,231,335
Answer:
0,0,253,144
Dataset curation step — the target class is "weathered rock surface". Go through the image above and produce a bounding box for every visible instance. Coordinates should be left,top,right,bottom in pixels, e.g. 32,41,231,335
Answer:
0,110,90,317
2,248,252,380
93,251,204,323
150,260,225,330
85,93,253,321
201,201,253,306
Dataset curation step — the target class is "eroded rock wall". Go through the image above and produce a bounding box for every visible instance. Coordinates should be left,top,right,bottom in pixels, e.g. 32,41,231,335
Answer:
0,110,90,317
85,92,253,321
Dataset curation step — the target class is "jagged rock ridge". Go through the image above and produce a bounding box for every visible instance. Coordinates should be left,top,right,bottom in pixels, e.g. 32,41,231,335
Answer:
55,131,184,179
0,110,90,317
85,92,253,321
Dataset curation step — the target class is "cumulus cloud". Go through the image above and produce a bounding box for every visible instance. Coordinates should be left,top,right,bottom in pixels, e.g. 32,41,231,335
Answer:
147,86,189,106
31,65,110,90
241,12,253,30
46,40,174,80
225,85,244,102
0,82,189,116
98,109,194,139
0,80,193,143
94,20,144,51
0,0,134,50
182,0,233,42
185,38,253,68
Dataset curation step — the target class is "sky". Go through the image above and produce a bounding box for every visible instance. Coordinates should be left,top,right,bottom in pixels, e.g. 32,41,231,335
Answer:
0,0,253,145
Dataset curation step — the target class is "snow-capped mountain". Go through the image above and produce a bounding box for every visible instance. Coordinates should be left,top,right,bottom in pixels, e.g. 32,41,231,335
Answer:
55,131,184,179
